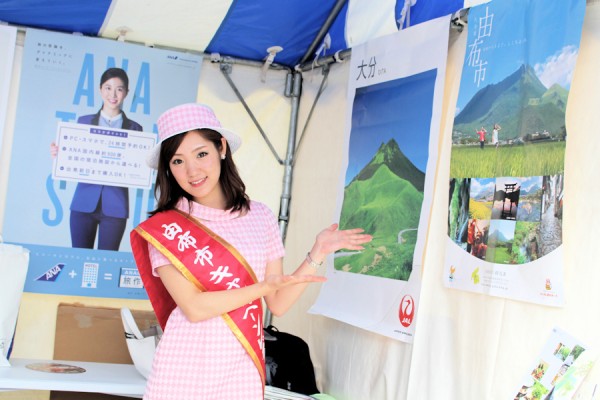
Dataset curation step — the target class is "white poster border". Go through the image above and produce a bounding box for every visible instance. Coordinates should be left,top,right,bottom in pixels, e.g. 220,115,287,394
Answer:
0,25,17,156
310,15,450,342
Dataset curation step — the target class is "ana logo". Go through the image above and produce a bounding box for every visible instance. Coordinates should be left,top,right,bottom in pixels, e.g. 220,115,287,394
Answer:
398,295,415,327
36,263,65,282
167,55,178,60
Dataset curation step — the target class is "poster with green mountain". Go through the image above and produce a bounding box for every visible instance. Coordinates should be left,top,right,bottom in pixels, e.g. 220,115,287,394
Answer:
444,0,585,307
310,16,449,342
335,71,433,281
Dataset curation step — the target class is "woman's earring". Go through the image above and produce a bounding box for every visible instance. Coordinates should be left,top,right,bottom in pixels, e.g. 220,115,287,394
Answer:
221,154,226,160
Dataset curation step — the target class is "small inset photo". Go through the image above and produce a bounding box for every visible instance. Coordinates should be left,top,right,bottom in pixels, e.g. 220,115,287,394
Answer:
530,360,549,381
552,342,572,362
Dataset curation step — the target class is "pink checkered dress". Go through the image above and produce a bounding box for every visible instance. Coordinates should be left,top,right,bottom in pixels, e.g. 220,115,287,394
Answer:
143,199,285,400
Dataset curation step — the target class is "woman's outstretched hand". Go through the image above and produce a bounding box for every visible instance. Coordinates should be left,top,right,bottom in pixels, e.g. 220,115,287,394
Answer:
263,273,327,291
311,223,372,262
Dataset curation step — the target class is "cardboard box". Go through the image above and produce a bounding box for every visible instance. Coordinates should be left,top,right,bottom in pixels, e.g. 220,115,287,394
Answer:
50,303,157,400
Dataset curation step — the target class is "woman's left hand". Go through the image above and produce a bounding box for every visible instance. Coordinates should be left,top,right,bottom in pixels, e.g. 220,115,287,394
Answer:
310,223,372,261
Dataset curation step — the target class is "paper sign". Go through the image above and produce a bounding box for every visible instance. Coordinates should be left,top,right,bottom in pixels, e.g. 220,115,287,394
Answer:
52,121,156,189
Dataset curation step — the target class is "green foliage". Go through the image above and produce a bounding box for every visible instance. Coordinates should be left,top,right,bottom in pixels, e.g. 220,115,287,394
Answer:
449,180,461,239
559,346,571,360
353,139,425,191
340,165,423,239
337,140,426,281
531,381,549,399
571,345,585,360
450,141,565,178
453,64,568,142
512,222,540,263
492,246,512,264
468,199,492,220
334,242,413,281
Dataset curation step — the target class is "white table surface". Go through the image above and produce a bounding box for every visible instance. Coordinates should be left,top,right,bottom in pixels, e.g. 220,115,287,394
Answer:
0,358,318,399
0,358,146,397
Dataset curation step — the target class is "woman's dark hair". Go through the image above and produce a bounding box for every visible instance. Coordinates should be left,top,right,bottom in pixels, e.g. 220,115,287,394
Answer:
149,129,250,216
100,68,129,90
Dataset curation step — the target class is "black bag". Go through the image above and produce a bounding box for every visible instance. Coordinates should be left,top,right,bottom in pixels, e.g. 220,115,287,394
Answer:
264,325,320,395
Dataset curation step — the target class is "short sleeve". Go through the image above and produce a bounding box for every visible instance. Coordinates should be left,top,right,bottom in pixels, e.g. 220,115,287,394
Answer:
147,242,171,277
260,204,285,262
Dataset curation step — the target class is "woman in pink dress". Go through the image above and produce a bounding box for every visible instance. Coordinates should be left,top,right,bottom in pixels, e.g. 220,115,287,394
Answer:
130,103,372,400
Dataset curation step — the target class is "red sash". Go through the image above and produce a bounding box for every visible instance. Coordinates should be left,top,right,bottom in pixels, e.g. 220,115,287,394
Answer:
130,209,265,385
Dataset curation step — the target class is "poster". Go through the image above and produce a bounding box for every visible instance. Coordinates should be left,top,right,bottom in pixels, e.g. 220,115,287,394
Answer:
512,327,595,400
1,29,202,299
52,122,155,189
310,16,449,341
0,25,17,155
444,0,586,306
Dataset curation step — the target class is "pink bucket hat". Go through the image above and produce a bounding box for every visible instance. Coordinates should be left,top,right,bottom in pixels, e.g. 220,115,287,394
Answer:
147,103,242,169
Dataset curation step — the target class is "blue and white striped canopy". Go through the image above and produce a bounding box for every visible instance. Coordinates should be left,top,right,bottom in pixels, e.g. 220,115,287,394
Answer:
0,0,465,68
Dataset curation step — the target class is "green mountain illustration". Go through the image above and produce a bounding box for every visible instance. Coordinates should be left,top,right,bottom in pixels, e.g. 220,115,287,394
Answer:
351,138,425,192
336,139,425,280
453,64,568,142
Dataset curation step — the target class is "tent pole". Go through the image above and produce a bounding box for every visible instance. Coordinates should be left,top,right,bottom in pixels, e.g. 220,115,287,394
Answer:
265,70,303,327
297,0,348,66
266,0,347,327
219,63,284,165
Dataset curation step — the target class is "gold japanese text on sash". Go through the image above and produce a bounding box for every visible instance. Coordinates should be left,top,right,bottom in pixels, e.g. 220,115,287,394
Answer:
131,209,265,386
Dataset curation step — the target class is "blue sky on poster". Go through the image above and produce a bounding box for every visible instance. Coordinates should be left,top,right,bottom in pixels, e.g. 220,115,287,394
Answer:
455,0,585,113
490,219,515,240
470,177,495,198
345,69,436,186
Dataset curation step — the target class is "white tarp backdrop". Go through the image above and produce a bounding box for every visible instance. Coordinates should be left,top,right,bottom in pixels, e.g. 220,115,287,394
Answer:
0,25,16,156
1,2,600,400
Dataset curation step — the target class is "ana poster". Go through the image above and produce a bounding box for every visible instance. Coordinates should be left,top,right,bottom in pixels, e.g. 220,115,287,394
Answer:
310,16,449,341
0,25,17,155
444,0,586,306
1,29,202,299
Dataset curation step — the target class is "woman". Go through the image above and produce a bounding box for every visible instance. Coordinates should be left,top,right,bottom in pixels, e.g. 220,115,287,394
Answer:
130,103,372,399
52,68,143,250
492,123,501,148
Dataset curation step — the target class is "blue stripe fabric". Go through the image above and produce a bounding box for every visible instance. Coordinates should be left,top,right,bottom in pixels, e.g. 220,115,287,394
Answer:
0,0,112,35
206,0,341,67
0,0,464,66
398,0,464,28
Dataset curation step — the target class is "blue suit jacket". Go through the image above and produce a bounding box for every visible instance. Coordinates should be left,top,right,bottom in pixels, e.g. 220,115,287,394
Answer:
70,110,143,218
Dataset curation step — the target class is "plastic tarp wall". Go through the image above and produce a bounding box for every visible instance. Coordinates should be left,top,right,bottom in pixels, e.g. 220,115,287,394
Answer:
275,2,600,399
2,4,600,400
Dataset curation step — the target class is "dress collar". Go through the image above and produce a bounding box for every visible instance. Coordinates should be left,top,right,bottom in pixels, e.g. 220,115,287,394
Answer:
176,198,243,222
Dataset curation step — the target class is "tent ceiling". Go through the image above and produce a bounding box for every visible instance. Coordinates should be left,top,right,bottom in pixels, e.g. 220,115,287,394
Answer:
0,0,465,68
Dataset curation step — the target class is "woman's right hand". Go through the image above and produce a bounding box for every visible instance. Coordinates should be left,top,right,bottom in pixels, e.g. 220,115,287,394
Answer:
263,273,326,292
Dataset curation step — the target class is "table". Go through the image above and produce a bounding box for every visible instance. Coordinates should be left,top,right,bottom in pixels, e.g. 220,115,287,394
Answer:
0,358,145,397
0,359,318,399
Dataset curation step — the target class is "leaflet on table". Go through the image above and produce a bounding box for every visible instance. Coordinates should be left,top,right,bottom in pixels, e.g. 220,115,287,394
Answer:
52,121,156,189
513,326,595,400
